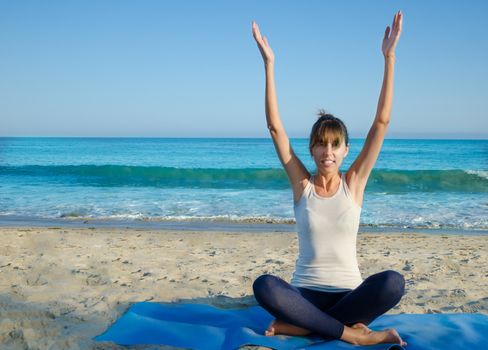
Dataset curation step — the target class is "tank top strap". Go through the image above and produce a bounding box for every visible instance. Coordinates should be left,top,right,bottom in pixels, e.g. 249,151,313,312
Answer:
304,175,314,196
341,172,354,200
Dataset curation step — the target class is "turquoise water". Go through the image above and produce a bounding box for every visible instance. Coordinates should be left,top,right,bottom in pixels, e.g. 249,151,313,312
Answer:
0,137,487,231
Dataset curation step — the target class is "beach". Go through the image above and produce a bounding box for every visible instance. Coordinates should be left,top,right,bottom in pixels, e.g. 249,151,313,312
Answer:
1,226,486,349
1,138,486,350
2,1,487,348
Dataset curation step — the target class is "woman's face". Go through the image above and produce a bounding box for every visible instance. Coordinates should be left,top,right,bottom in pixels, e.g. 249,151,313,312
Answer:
311,138,349,174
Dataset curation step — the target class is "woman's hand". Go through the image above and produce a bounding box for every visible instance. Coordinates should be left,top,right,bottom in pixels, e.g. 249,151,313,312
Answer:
382,11,403,58
252,21,275,65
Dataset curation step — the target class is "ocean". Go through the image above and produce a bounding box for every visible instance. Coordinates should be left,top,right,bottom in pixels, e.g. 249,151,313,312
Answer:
0,137,487,233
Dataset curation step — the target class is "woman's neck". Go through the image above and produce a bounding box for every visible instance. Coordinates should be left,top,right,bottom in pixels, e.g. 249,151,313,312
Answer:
314,171,341,190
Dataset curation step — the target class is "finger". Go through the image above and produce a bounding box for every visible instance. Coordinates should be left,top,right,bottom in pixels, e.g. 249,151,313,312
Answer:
252,21,262,40
397,11,403,33
392,12,401,36
393,11,400,32
384,26,390,40
263,36,269,47
393,13,403,39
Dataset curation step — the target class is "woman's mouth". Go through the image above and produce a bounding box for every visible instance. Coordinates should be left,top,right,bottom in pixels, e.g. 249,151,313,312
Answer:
320,159,335,166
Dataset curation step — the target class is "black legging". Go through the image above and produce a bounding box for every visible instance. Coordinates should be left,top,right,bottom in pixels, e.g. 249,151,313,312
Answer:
253,270,405,340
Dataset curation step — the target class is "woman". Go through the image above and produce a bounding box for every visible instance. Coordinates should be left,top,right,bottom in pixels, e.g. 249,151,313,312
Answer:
251,11,407,347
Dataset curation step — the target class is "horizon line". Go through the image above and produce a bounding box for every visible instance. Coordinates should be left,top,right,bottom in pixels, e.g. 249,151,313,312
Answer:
1,135,487,140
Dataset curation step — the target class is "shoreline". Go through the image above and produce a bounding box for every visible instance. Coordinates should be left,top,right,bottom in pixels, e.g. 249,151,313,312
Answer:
1,215,486,235
1,226,487,349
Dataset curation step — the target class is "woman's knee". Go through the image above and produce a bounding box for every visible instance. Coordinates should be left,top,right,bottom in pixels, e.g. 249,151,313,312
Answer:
252,274,279,298
379,270,405,301
252,274,302,314
365,270,405,302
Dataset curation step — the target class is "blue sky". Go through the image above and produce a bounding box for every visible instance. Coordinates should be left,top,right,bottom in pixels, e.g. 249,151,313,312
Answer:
1,0,487,138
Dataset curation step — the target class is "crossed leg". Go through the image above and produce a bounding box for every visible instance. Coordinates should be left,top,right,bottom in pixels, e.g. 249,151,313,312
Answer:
252,270,406,345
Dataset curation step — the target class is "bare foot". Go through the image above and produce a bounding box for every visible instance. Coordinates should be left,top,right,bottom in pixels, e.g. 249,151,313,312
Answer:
342,325,407,347
351,322,371,331
365,328,407,347
265,319,407,348
265,318,312,336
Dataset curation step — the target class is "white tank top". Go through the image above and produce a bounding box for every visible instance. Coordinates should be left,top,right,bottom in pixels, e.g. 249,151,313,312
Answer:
290,173,364,292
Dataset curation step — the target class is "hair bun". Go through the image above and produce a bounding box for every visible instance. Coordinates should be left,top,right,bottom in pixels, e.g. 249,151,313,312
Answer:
317,108,335,120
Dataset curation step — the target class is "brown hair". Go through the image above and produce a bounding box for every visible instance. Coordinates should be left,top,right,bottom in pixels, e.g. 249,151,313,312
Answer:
309,109,349,155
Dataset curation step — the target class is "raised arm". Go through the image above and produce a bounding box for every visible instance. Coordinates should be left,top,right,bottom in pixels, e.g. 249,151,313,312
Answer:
252,21,310,202
347,11,403,205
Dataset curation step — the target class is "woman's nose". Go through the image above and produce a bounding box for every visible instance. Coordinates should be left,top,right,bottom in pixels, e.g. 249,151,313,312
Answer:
323,144,333,154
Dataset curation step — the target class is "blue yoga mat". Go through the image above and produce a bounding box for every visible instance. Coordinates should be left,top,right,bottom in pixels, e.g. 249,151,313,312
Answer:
94,302,488,350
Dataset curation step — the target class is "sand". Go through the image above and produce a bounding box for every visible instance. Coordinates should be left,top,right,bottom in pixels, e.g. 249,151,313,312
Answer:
0,227,486,349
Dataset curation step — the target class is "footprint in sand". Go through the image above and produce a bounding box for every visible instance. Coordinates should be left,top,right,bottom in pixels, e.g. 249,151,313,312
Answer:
402,260,413,271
